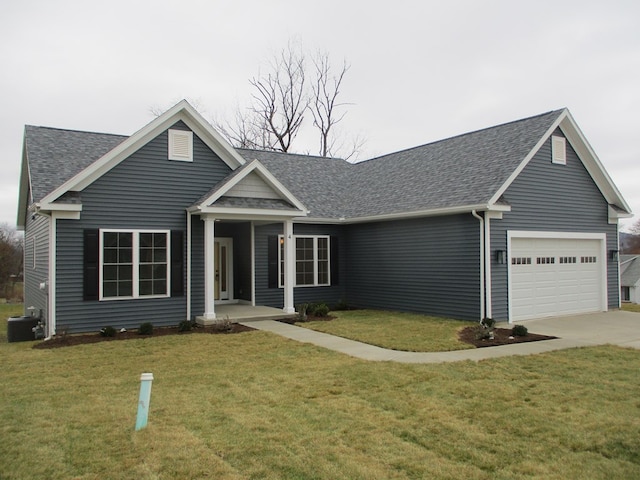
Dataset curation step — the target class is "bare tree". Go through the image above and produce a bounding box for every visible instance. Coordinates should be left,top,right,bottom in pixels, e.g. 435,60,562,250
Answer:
217,43,364,159
310,52,356,158
0,223,23,300
249,44,308,152
626,218,640,253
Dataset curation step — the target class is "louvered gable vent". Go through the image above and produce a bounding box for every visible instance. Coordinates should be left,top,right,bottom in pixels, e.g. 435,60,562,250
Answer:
168,129,193,161
551,135,566,165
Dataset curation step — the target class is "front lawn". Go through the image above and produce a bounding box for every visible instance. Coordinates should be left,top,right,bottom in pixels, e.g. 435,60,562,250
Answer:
302,309,477,351
622,303,640,313
1,309,639,479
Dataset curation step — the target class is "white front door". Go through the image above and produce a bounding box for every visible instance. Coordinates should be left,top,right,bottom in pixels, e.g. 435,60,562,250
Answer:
214,237,233,301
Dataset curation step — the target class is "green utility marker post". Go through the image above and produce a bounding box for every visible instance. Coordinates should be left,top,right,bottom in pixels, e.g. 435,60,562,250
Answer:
135,373,154,431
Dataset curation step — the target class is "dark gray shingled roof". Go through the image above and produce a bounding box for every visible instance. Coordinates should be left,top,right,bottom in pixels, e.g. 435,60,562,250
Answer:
24,110,564,219
25,126,127,203
240,109,564,218
620,255,640,287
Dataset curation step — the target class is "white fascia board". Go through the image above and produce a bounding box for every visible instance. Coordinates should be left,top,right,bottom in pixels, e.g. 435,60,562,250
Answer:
338,204,497,224
198,159,308,213
39,100,246,206
38,202,82,212
488,110,566,206
559,110,632,213
296,204,509,225
489,108,632,214
17,138,32,230
199,208,305,222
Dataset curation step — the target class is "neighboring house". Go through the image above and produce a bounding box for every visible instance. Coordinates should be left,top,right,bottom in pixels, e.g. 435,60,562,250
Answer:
620,255,640,303
17,101,632,336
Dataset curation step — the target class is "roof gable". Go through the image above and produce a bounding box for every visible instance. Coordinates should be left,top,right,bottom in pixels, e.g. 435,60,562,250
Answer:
488,109,631,214
192,159,307,217
18,105,632,226
37,100,245,208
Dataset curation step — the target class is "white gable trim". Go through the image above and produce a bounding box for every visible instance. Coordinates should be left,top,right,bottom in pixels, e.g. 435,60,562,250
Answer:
488,109,631,213
196,159,308,213
39,100,246,206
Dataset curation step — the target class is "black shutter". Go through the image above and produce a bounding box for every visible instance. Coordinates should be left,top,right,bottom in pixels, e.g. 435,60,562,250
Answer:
268,235,278,288
171,230,184,297
330,236,339,286
83,229,99,301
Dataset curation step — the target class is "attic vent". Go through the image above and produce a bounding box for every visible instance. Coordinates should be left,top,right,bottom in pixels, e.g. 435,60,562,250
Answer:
168,129,193,161
551,135,566,165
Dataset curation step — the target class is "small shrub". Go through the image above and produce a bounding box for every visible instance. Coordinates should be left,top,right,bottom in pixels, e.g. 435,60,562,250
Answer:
474,325,494,340
211,317,233,333
480,317,496,330
100,326,117,337
138,322,154,335
296,304,308,322
178,320,194,332
512,324,528,337
333,299,350,311
312,303,330,317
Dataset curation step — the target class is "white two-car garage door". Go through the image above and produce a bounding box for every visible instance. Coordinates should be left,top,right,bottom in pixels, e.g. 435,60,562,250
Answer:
509,233,607,321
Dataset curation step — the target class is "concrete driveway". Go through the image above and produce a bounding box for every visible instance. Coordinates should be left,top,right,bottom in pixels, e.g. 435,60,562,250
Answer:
512,310,640,350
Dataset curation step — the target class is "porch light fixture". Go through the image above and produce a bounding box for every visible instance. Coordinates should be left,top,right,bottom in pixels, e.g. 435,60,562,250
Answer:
495,250,507,265
610,249,619,261
280,237,285,246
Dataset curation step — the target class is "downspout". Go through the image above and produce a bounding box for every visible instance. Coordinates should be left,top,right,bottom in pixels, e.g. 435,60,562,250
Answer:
471,210,485,322
484,215,493,319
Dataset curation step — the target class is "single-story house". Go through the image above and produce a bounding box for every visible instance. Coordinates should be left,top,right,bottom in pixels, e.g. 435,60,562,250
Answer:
620,254,640,303
17,101,632,336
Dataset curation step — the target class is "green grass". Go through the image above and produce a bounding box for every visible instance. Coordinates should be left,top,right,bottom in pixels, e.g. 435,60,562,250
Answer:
302,309,477,351
1,307,640,479
622,303,640,313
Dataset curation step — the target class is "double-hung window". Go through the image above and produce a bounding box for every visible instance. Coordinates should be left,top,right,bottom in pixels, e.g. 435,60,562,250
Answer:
101,230,169,299
279,235,330,287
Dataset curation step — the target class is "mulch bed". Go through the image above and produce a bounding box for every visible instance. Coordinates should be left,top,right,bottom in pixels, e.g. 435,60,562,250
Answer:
33,323,255,349
32,316,557,350
458,326,556,348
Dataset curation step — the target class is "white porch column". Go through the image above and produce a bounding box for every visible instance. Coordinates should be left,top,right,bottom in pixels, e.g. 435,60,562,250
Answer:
202,217,216,320
283,220,295,313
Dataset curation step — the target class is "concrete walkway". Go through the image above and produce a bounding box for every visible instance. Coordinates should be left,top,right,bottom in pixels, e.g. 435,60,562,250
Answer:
240,310,640,364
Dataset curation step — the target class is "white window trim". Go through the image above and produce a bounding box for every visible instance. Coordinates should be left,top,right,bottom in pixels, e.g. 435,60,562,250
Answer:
278,234,331,288
168,129,193,162
99,229,171,301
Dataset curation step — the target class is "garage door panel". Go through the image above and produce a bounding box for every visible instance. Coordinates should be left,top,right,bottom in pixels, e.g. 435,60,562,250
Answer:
510,236,604,321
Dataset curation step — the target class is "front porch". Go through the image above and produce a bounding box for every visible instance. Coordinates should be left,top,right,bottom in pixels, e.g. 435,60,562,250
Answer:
197,304,297,324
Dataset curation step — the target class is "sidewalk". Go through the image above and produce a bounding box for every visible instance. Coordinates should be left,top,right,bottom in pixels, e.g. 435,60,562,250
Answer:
239,319,593,364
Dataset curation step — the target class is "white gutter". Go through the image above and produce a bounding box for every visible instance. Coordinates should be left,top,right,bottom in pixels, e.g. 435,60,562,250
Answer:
471,210,485,322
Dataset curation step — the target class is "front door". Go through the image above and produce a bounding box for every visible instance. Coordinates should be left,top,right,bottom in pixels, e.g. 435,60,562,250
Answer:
214,237,233,301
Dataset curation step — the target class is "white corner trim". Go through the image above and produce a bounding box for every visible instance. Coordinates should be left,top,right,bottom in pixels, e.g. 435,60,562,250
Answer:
48,213,57,337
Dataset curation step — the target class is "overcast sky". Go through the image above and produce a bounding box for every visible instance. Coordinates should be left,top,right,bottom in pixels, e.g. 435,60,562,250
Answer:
1,0,638,230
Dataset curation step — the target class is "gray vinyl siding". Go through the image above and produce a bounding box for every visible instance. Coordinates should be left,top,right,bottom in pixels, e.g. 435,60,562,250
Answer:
490,129,618,320
23,213,49,322
253,223,348,309
345,215,481,321
55,122,232,332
